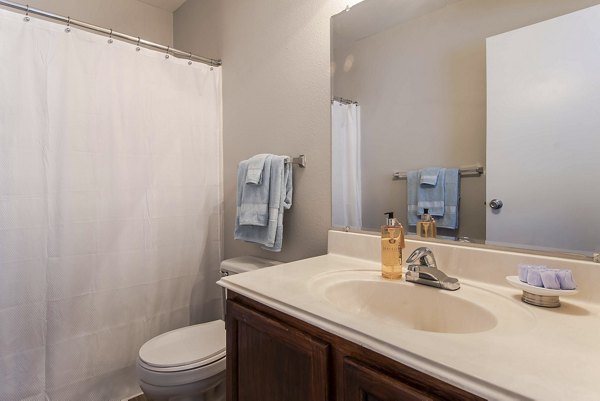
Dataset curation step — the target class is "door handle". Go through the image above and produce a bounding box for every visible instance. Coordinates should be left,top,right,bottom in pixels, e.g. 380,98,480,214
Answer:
489,199,503,210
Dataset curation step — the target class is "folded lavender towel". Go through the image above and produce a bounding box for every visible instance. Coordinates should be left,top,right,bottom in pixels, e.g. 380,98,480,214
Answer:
557,270,577,290
517,264,577,290
540,269,561,290
526,267,544,287
518,264,530,282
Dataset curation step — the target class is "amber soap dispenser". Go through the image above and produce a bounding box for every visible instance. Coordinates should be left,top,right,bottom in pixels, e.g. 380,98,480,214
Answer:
416,208,437,238
381,212,405,280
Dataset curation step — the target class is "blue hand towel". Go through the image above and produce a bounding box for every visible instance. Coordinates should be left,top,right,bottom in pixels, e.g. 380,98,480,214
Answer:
435,168,460,229
420,167,440,186
407,170,420,226
238,155,272,226
245,154,269,184
417,167,445,216
234,156,293,252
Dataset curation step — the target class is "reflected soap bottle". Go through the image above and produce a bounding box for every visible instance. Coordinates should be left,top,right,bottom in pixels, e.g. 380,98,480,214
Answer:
381,212,405,280
416,208,437,238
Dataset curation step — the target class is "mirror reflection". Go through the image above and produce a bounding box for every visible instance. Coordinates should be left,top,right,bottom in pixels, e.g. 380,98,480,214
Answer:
331,0,600,256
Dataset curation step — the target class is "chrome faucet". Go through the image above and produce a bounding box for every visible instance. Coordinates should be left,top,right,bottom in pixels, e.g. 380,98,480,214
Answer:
405,247,460,291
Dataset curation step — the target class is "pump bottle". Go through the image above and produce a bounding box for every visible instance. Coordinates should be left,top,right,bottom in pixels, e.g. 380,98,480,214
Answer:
416,208,437,238
381,212,405,279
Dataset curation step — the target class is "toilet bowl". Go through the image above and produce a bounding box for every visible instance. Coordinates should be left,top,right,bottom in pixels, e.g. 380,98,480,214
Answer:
136,256,281,401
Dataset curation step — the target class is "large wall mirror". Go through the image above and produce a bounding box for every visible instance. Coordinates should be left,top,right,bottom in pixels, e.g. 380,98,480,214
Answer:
331,0,600,258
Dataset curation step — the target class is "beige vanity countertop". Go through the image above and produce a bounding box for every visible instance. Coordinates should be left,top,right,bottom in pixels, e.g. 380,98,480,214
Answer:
218,251,600,401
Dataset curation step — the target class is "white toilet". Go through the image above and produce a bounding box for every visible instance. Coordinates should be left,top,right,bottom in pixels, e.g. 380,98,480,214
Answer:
136,256,282,401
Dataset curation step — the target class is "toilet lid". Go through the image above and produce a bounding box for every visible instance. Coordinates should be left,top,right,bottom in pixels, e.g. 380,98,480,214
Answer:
139,320,226,369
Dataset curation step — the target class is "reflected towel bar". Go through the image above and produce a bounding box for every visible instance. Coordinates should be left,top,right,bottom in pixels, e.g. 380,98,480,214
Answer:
393,165,484,180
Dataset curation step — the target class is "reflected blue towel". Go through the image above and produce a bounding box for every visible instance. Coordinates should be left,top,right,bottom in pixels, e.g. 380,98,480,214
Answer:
407,170,419,226
435,168,460,229
420,167,440,186
407,168,460,229
417,167,445,216
238,155,272,226
234,156,293,252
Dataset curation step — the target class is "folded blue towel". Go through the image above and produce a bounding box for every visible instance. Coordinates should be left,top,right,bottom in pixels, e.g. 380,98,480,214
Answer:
238,155,272,226
435,168,460,230
407,170,419,226
245,154,269,184
417,168,445,216
234,155,293,252
420,167,440,186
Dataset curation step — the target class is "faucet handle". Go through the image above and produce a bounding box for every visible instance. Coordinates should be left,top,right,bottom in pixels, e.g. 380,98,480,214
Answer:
406,247,437,269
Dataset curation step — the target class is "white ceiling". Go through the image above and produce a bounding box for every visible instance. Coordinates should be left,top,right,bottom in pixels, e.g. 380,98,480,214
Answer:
138,0,187,12
332,0,461,50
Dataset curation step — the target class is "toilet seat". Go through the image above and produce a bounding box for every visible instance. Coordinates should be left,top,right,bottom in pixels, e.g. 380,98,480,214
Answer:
137,354,226,387
137,320,226,388
138,320,225,373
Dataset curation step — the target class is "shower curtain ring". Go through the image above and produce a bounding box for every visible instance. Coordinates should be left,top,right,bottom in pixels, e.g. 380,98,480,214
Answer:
136,37,141,52
165,47,170,59
188,52,193,65
65,17,71,32
23,5,30,22
108,29,113,44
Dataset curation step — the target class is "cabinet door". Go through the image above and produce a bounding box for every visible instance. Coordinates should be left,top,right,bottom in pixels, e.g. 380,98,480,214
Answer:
226,300,330,401
343,358,435,401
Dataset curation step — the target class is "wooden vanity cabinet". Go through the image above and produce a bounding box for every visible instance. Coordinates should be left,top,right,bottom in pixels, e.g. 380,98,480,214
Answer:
226,292,485,401
226,296,329,401
343,358,435,401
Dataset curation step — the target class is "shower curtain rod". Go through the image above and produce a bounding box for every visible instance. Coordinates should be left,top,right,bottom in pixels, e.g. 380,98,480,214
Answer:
0,0,222,67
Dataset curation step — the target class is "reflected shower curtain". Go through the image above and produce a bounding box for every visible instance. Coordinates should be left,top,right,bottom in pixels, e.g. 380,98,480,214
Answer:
0,8,222,401
331,100,362,229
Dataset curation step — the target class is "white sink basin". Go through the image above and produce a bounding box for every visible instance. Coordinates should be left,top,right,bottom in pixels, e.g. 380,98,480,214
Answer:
308,270,533,334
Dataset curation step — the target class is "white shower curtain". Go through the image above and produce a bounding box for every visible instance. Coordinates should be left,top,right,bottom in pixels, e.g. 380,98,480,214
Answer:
0,8,222,401
331,100,362,229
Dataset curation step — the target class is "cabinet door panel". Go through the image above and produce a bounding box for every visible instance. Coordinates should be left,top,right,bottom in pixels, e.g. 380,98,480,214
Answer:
343,357,435,401
227,300,330,401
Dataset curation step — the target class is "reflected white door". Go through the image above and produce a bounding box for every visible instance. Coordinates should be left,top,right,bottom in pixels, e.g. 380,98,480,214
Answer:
486,5,600,254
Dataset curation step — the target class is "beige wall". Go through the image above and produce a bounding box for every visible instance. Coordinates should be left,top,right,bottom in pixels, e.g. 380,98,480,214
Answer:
333,0,600,238
173,0,221,60
175,0,348,262
1,0,173,45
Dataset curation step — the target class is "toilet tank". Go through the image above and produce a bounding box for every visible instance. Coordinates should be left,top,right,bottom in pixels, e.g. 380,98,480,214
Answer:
220,256,282,276
219,256,282,318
